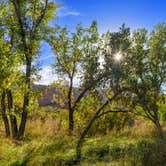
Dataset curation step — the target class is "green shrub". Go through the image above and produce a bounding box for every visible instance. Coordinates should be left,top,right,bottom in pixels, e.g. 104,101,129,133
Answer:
136,139,166,166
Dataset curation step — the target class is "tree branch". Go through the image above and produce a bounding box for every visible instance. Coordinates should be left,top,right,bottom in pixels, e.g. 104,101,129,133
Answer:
32,0,48,35
12,0,28,54
97,109,132,118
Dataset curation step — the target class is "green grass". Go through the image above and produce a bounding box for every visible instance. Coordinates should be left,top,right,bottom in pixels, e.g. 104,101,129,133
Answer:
0,133,166,166
0,118,166,166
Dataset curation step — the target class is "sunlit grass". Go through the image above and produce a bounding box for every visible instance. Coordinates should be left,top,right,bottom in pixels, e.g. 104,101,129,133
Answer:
0,116,166,166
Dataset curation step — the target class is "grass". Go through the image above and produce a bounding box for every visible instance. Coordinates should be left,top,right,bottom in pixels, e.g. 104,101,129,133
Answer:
0,117,166,166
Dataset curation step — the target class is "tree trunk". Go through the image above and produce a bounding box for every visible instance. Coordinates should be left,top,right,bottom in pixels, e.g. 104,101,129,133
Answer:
143,104,163,138
69,109,74,134
1,91,10,137
155,120,163,138
154,111,163,138
18,58,31,139
76,113,98,162
6,90,18,139
68,75,74,134
18,95,28,139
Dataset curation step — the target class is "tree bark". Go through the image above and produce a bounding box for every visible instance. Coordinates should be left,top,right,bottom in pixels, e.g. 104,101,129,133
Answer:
155,120,163,138
154,110,163,138
76,111,99,162
143,104,163,138
1,91,10,137
6,90,18,139
68,75,74,134
69,108,74,134
18,58,31,139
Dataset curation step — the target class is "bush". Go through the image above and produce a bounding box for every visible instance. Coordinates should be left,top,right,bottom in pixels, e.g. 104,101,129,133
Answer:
136,139,166,166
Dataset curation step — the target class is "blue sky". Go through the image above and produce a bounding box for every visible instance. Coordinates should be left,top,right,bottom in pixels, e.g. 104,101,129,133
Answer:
37,0,166,84
56,0,166,32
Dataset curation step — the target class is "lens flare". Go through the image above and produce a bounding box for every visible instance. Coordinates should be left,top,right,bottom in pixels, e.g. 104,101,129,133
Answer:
114,52,122,61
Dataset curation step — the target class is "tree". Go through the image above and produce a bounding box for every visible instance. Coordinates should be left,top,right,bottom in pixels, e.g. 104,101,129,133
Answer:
0,0,56,139
125,24,166,137
75,24,133,162
50,21,103,134
0,13,21,138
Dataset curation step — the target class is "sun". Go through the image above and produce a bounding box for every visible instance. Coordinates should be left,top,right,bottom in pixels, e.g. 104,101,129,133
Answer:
114,52,122,61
